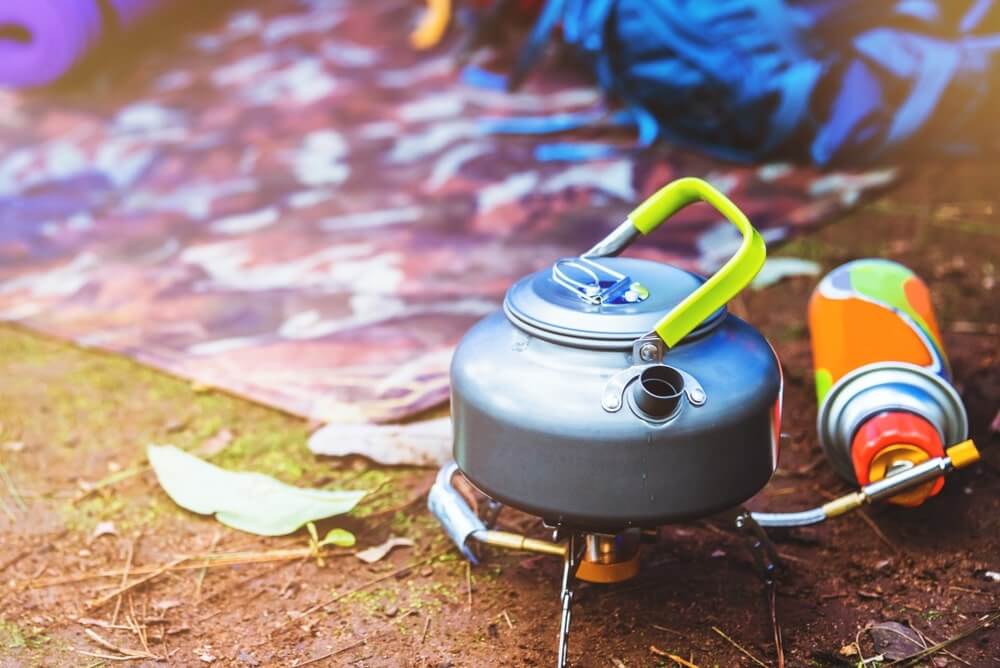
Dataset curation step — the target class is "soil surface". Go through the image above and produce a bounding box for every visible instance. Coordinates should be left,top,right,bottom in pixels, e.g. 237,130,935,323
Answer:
1,163,998,667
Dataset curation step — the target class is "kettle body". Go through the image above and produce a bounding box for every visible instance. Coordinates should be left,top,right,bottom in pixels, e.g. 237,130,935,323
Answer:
449,179,783,532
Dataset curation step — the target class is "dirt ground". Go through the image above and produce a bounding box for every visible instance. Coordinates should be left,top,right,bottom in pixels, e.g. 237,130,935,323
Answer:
1,163,998,668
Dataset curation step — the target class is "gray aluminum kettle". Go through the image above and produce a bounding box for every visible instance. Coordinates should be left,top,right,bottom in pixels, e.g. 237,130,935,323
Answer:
449,177,782,531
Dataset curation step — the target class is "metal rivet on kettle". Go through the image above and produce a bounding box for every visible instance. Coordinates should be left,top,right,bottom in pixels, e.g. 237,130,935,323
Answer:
638,342,658,362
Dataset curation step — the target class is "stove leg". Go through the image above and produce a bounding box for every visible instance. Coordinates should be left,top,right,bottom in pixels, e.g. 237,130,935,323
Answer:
556,533,584,668
734,508,781,583
482,499,503,530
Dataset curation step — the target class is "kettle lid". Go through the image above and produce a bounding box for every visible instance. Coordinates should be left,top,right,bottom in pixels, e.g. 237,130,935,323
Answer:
504,256,726,344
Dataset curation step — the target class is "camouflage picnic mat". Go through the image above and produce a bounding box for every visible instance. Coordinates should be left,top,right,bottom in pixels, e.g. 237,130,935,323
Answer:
0,0,897,429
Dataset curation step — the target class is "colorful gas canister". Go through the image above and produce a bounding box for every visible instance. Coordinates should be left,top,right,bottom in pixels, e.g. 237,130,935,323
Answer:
810,259,968,506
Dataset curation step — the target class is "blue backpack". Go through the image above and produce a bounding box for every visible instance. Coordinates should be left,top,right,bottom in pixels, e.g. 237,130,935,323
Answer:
494,0,1000,165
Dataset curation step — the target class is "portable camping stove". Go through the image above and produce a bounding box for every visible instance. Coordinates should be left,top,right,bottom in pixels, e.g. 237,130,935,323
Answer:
427,178,979,666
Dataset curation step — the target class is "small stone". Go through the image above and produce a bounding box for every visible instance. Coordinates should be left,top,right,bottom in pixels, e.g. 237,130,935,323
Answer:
983,570,1000,583
237,650,260,666
91,521,117,541
419,566,434,577
383,604,398,618
874,559,892,572
710,548,726,558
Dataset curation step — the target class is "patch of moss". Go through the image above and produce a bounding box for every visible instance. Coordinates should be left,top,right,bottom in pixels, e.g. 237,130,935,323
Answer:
0,618,49,651
60,488,175,534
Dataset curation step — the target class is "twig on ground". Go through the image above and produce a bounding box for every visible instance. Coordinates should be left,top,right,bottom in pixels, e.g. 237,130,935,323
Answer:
127,595,152,657
897,622,970,667
278,556,309,598
768,582,785,668
276,549,449,634
948,585,992,596
111,538,136,625
885,610,999,667
649,646,700,668
71,649,148,662
295,637,367,666
711,626,769,668
855,509,900,554
194,530,222,602
0,495,17,521
77,618,134,631
420,615,431,644
198,560,297,614
72,465,151,505
82,628,159,660
25,546,353,588
0,461,26,512
0,529,68,575
87,558,187,610
652,624,687,638
501,609,513,630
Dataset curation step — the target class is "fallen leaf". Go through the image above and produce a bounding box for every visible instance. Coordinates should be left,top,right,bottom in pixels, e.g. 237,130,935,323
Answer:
839,643,858,657
90,521,117,541
165,417,190,433
868,621,925,660
147,444,366,536
308,417,451,466
355,536,415,564
196,428,234,457
751,257,821,290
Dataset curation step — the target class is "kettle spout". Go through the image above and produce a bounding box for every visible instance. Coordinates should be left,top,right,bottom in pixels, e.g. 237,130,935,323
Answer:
631,365,684,419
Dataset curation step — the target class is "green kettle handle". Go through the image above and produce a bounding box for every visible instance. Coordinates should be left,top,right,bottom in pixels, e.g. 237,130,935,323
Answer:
599,177,766,348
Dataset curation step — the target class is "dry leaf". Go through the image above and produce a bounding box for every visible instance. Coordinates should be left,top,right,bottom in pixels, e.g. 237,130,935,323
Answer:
839,643,858,657
197,428,235,457
308,418,451,466
750,257,821,290
868,621,925,660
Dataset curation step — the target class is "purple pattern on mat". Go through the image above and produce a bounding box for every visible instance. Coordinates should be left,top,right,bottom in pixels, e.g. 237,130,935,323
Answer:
0,0,897,424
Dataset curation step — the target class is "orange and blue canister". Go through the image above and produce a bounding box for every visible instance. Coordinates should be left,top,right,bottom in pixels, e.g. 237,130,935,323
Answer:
809,259,969,506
